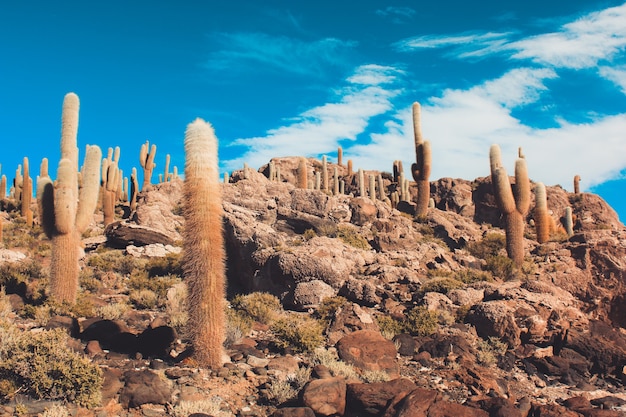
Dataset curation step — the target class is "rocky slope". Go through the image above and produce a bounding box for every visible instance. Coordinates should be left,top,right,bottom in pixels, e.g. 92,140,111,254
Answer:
0,156,625,417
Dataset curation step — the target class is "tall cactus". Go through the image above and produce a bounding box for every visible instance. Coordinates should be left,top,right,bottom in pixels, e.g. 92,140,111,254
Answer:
182,118,226,369
564,207,574,237
139,140,157,190
21,157,33,226
573,175,581,194
38,93,102,304
297,157,308,189
489,144,530,266
410,102,432,217
534,183,550,243
164,154,171,183
129,167,139,212
337,146,343,167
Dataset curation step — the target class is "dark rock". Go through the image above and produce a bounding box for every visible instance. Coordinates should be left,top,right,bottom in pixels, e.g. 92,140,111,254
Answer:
393,334,417,356
45,315,79,338
120,369,173,408
346,378,417,416
271,407,316,417
301,377,346,417
336,330,399,377
137,325,176,358
105,221,175,248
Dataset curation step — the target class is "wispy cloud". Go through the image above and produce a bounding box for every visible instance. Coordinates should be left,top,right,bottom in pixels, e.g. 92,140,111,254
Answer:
205,32,357,76
394,31,512,59
222,65,403,171
376,6,416,24
506,4,626,69
599,65,626,95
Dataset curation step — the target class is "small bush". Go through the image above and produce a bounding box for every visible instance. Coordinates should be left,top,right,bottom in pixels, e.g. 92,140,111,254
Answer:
146,253,183,277
303,228,317,241
225,308,253,345
467,233,506,259
454,269,493,284
405,306,439,336
231,292,282,324
271,314,325,352
166,282,188,328
0,326,102,407
171,398,225,417
419,277,464,295
128,271,178,302
95,302,129,320
336,225,370,250
316,296,348,323
485,255,516,279
129,289,158,309
375,314,404,339
311,348,360,380
475,336,508,366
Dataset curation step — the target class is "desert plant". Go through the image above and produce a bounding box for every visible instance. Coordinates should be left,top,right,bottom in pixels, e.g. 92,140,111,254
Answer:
405,306,439,336
322,155,328,193
419,277,464,295
336,225,370,250
297,157,308,189
573,175,581,194
38,93,102,304
139,140,156,190
231,292,282,324
564,206,574,237
129,289,158,309
20,157,33,226
101,147,121,226
315,295,348,323
271,314,325,352
410,102,432,217
0,326,102,407
489,144,530,266
337,146,343,166
534,182,551,243
182,118,226,368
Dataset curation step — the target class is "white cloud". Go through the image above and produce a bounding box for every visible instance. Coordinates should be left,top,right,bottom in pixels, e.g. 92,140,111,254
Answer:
346,67,626,191
205,32,357,76
394,32,511,58
222,65,403,171
507,4,626,68
599,65,626,95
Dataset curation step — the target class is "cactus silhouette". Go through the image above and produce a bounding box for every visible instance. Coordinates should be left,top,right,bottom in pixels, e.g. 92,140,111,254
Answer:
410,102,432,217
489,144,530,266
182,118,226,369
534,183,551,244
38,93,102,304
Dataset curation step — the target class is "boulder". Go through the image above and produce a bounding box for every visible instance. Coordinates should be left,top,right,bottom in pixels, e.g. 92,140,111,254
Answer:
301,377,346,416
336,330,399,377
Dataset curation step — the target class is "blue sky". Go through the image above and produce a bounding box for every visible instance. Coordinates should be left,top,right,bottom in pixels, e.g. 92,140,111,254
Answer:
1,0,625,221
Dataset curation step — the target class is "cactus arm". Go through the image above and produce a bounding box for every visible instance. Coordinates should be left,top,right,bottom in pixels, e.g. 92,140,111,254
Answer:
75,145,103,233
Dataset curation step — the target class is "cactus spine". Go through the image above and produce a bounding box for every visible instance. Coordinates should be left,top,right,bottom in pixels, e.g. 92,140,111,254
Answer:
489,144,530,266
182,118,226,369
410,102,432,217
139,141,157,190
39,93,102,304
534,183,551,244
297,158,308,189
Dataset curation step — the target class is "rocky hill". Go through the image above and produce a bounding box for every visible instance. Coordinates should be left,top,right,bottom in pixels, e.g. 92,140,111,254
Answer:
0,155,625,417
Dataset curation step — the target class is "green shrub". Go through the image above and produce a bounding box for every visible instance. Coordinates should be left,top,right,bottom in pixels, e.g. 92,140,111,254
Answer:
303,229,317,241
0,326,102,407
336,225,370,250
419,277,464,295
129,289,158,309
405,306,439,336
467,233,506,259
231,292,282,324
128,271,178,301
485,255,516,280
271,314,325,352
316,296,348,323
225,308,253,345
475,336,508,366
454,268,493,284
375,314,404,339
146,253,183,277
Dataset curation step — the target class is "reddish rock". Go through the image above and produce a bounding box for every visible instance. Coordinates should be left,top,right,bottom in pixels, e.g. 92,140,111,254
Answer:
336,330,399,377
272,407,316,417
530,403,583,417
382,387,489,417
346,378,417,415
119,369,173,408
465,301,521,348
301,377,346,416
85,340,103,356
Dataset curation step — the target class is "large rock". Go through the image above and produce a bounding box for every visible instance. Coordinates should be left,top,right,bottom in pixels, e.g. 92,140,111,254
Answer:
346,378,417,416
301,377,346,416
466,301,522,348
336,330,399,377
119,369,173,408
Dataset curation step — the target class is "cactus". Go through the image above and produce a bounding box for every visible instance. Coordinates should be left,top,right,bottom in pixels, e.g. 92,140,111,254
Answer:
377,174,386,201
102,160,120,226
358,169,365,197
333,167,339,195
393,160,403,184
38,93,102,304
182,118,226,369
339,179,345,195
314,171,321,191
347,159,353,176
410,102,432,217
0,175,5,198
369,174,376,201
297,158,308,189
164,154,171,182
337,146,343,167
534,183,551,244
13,165,23,202
223,172,229,184
322,156,328,193
573,175,581,194
489,144,530,266
564,207,574,237
139,141,157,190
21,157,33,226
129,167,139,212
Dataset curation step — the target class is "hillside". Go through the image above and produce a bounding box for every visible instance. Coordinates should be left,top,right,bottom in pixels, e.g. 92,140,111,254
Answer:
0,153,625,417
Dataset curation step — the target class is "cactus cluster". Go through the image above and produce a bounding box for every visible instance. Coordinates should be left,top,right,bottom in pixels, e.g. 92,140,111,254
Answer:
38,92,102,304
489,144,530,266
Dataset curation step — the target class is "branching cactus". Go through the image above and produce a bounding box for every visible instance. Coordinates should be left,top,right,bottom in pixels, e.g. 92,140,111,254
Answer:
297,157,308,189
182,118,226,369
103,160,120,226
393,160,403,184
534,182,551,244
410,102,432,217
489,144,530,266
38,92,102,304
139,140,157,190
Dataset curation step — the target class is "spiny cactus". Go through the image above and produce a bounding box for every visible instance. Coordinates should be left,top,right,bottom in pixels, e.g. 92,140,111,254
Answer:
182,118,226,369
347,159,353,176
0,175,5,198
534,183,551,244
38,92,102,304
139,140,157,190
337,146,343,167
21,157,33,226
393,160,403,184
322,155,328,193
369,174,376,201
297,157,308,189
573,175,581,194
333,167,339,195
410,102,432,217
129,167,139,212
489,144,530,266
358,169,365,197
314,171,321,191
164,154,171,183
564,206,574,237
101,147,121,226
